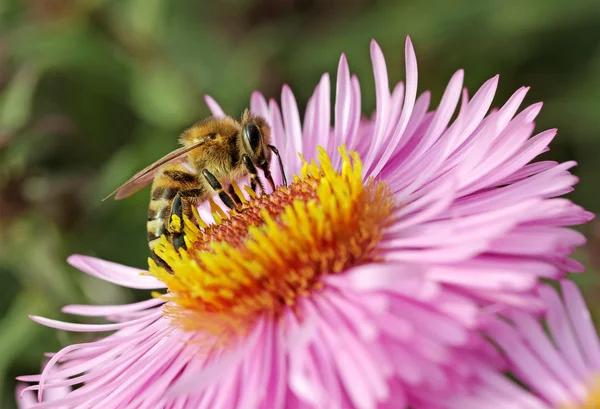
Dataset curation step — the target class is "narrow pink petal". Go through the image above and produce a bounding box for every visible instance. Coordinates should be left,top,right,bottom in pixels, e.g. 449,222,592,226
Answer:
23,325,165,383
498,161,558,185
388,179,456,232
30,310,161,332
385,81,405,136
539,284,590,380
391,299,469,346
318,324,377,409
452,75,499,150
302,94,317,159
399,69,463,171
346,74,362,150
67,255,166,289
368,36,418,178
334,53,352,146
382,94,432,186
250,91,269,119
267,98,291,183
316,292,379,341
289,341,328,407
496,86,530,129
204,95,225,117
487,319,575,403
269,323,287,409
451,161,578,216
167,318,264,395
429,265,537,291
561,280,600,372
383,217,518,249
61,298,164,317
397,111,465,200
386,342,425,385
461,121,536,190
336,263,425,291
315,74,332,155
385,242,490,264
208,364,241,409
455,114,502,187
490,227,586,256
509,310,587,400
281,85,303,164
467,128,557,192
430,291,479,327
268,99,287,150
363,40,391,174
338,330,390,401
456,365,549,409
523,102,544,122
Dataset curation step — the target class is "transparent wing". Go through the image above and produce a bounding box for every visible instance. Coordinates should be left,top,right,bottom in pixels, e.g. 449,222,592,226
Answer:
103,142,205,201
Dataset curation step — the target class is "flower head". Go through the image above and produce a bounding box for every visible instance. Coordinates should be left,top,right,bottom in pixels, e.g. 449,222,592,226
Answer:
18,36,592,409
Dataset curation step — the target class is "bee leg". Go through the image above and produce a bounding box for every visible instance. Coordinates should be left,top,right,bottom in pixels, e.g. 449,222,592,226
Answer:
201,169,237,209
268,145,287,187
260,165,276,192
179,187,208,227
151,252,172,271
242,154,265,194
227,184,243,205
168,192,187,252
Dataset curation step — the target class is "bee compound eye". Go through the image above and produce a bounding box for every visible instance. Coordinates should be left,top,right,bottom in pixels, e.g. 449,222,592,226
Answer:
243,124,261,150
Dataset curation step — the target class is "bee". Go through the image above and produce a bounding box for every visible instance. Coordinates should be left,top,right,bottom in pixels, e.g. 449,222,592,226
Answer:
104,110,287,265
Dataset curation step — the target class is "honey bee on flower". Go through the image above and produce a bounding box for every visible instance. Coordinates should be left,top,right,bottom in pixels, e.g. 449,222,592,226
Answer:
18,37,593,409
104,110,286,268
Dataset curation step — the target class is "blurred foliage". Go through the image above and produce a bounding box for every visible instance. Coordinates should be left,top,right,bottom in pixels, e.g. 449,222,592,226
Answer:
0,0,600,407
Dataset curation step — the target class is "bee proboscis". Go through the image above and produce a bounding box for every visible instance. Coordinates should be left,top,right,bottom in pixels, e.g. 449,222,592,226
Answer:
104,110,286,266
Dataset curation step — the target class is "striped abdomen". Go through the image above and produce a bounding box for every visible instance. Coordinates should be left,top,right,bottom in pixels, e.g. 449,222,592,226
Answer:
147,164,207,254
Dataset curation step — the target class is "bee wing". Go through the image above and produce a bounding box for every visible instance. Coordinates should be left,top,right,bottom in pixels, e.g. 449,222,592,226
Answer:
103,142,205,201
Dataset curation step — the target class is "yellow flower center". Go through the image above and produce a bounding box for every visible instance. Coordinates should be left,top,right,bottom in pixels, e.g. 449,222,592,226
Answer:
149,146,394,339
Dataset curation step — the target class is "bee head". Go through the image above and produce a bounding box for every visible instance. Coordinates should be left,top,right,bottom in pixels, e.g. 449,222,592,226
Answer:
241,111,272,170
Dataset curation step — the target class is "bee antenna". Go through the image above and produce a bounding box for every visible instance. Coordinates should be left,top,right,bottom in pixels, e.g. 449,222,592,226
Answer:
268,145,287,187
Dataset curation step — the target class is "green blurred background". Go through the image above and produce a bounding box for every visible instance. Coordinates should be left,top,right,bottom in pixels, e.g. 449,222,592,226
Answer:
0,0,599,407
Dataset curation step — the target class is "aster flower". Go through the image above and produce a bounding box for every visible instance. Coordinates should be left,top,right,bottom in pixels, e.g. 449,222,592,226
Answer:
436,280,600,409
18,36,592,409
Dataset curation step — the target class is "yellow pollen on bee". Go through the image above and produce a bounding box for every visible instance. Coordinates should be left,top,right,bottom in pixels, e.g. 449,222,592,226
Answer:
168,214,183,233
149,145,395,339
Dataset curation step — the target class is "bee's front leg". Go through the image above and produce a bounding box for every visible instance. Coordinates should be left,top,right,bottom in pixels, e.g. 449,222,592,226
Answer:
241,154,265,194
268,145,287,187
201,169,238,210
227,184,243,206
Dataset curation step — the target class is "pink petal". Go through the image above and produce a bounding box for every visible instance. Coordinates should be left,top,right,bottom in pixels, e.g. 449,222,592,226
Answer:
204,95,225,117
67,255,166,289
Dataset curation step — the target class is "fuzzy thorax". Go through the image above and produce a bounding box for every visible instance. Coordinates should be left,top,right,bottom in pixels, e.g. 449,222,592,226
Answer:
149,146,395,340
